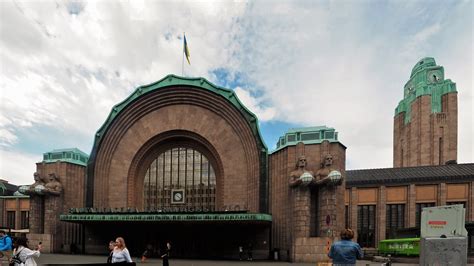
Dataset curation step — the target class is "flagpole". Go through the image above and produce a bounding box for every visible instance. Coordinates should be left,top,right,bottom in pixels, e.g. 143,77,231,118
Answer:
182,32,185,76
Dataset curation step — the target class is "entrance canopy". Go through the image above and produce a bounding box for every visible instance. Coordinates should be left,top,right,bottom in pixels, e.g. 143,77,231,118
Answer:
60,212,272,224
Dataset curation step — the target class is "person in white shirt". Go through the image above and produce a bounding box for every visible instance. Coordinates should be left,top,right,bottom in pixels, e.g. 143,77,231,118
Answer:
112,237,132,263
11,237,41,266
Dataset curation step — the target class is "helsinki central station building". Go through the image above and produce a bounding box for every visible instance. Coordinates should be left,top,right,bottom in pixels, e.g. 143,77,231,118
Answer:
16,58,474,263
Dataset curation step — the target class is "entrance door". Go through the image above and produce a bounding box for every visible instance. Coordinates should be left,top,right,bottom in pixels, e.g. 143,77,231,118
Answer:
87,221,268,259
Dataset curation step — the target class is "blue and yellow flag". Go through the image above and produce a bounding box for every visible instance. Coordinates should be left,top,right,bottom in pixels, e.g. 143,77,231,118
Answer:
184,34,190,65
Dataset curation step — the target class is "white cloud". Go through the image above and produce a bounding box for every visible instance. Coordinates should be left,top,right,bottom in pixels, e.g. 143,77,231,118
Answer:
0,149,38,185
0,129,18,147
234,87,276,121
229,1,473,168
0,0,471,185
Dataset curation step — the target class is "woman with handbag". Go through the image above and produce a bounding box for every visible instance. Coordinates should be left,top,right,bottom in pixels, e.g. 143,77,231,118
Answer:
10,237,41,266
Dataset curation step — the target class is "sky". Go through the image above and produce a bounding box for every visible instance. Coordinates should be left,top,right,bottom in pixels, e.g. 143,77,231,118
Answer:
0,0,472,185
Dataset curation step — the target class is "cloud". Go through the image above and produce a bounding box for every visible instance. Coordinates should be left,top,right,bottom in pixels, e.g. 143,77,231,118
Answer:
228,1,472,168
234,86,276,122
0,0,472,184
0,149,39,185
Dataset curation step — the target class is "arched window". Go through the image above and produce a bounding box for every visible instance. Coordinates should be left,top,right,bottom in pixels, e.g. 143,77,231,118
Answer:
143,147,216,210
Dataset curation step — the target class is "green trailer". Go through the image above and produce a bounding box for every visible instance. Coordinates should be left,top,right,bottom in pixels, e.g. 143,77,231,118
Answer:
378,238,420,256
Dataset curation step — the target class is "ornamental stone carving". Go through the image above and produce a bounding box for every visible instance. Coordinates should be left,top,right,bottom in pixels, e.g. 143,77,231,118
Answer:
289,154,342,188
314,154,342,186
289,155,314,187
18,172,63,196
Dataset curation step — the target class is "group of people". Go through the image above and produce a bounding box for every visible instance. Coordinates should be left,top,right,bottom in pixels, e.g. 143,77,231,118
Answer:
1,229,361,265
0,230,41,266
106,237,171,265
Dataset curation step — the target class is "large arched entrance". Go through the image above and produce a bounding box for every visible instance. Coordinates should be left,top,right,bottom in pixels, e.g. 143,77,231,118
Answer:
142,146,217,211
64,75,271,258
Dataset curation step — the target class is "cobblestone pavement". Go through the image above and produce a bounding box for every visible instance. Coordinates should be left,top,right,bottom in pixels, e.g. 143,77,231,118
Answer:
7,253,423,266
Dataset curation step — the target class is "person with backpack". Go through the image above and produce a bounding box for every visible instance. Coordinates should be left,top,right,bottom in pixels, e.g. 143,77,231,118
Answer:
11,237,41,266
0,230,13,263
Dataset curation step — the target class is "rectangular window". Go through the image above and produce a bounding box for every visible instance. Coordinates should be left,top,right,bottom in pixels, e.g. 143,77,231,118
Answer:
416,202,436,228
324,131,335,139
357,205,376,248
301,132,320,141
287,134,296,142
7,211,15,229
386,204,405,239
21,211,29,229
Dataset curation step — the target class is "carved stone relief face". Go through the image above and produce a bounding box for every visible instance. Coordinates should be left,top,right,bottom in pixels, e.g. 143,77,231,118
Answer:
324,155,333,167
297,156,307,168
33,172,40,182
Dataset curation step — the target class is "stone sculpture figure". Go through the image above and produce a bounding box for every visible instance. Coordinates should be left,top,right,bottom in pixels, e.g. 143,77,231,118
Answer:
314,154,342,186
29,172,45,192
289,155,314,187
18,172,46,195
44,173,63,195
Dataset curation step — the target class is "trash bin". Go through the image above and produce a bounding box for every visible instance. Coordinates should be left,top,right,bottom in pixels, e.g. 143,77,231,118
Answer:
273,248,280,260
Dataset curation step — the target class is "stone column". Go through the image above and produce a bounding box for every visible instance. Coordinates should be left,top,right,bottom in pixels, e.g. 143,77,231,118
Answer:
408,184,416,228
439,183,447,206
44,195,64,252
29,195,44,233
290,187,311,262
377,186,386,244
470,182,474,221
319,185,345,237
15,198,21,230
350,187,358,239
293,187,311,238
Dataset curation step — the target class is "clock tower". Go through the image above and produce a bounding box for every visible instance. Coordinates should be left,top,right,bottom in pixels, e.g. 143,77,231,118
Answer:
394,57,458,167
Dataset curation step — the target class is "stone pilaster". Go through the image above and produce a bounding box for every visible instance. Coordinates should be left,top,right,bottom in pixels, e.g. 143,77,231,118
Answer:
470,182,474,221
408,184,416,228
350,187,358,239
293,187,311,238
44,195,64,252
439,183,447,206
29,195,44,234
377,186,386,244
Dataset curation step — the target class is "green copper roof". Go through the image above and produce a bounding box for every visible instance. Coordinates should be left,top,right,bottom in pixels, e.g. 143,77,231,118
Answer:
271,126,341,153
91,74,267,156
396,57,457,124
42,148,89,166
60,213,272,223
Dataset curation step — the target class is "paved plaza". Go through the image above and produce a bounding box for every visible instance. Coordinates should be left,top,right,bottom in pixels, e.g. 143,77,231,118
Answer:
0,253,421,266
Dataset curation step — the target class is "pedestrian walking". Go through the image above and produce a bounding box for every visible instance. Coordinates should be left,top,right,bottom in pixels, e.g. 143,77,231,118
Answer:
238,245,243,260
112,237,133,263
10,237,41,266
107,240,115,263
247,243,253,261
328,229,363,266
161,242,171,266
0,230,13,263
141,244,152,263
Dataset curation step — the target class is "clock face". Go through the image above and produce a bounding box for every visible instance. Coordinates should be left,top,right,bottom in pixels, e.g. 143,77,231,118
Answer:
171,189,185,204
405,82,414,97
428,70,443,83
174,192,182,201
